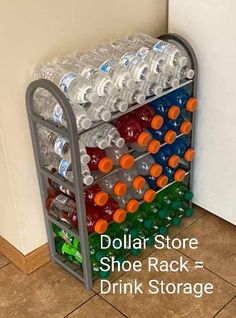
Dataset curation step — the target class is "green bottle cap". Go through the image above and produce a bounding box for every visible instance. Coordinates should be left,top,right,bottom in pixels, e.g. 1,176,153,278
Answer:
184,191,194,201
146,236,155,246
184,207,193,217
172,216,182,226
158,208,168,219
116,256,126,264
99,270,110,279
129,228,139,238
159,226,168,236
171,200,181,210
95,250,106,262
144,219,154,229
131,248,141,256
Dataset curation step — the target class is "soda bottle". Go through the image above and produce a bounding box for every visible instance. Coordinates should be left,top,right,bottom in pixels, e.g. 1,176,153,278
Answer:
117,168,146,190
114,192,140,213
86,147,113,174
131,183,156,203
170,137,195,162
105,144,134,169
148,125,177,144
168,88,198,113
100,197,127,223
167,115,192,135
163,166,186,183
152,145,180,168
98,173,127,197
143,216,169,236
134,153,163,178
131,104,164,130
84,184,108,207
149,98,180,121
55,236,83,263
170,182,193,201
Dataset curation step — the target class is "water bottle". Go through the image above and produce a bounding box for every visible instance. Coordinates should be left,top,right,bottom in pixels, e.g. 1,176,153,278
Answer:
117,168,146,190
159,74,180,89
34,62,99,104
79,126,107,149
100,123,125,148
105,144,134,169
119,87,146,105
102,94,128,113
173,65,195,81
33,90,92,131
38,126,90,164
86,100,111,122
134,153,163,177
127,34,187,67
98,173,127,197
137,81,163,97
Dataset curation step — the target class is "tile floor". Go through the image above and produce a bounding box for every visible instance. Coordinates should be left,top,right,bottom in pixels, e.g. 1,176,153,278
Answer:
0,207,235,318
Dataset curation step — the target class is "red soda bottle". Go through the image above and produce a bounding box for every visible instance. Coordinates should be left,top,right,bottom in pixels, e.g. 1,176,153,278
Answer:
84,184,108,207
132,104,164,130
86,147,113,173
100,197,127,223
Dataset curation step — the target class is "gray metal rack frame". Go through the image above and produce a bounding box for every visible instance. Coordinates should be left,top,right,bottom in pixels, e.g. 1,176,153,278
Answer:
26,33,198,289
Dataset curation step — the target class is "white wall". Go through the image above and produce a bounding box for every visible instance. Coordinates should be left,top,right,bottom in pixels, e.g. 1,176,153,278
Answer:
169,0,236,225
0,0,167,254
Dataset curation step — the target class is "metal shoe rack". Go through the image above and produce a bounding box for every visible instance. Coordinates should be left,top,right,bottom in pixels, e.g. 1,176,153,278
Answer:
26,33,198,289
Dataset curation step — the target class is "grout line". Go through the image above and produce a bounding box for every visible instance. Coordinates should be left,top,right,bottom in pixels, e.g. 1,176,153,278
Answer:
176,249,236,289
212,295,236,318
97,294,128,318
63,294,97,318
0,262,11,271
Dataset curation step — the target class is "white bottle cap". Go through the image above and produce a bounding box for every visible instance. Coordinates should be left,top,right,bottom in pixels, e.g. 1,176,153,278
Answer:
83,174,94,186
115,137,125,148
80,117,92,130
80,154,90,165
187,69,195,79
171,78,180,88
118,101,128,112
135,93,146,104
100,109,111,122
154,85,163,97
87,91,99,103
162,63,171,74
145,71,152,82
107,85,118,96
178,56,188,67
98,139,107,149
126,78,136,90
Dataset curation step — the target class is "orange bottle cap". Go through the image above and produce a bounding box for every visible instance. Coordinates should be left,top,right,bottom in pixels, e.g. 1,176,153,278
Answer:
147,139,161,154
164,130,176,144
168,105,180,120
168,154,180,168
94,219,108,234
143,189,156,202
126,199,139,213
149,163,163,177
186,97,198,112
113,181,127,196
132,176,146,190
94,191,108,206
151,115,164,130
180,121,192,134
113,209,127,223
98,157,113,173
119,153,134,169
184,148,195,161
156,175,168,188
174,169,186,181
137,131,152,146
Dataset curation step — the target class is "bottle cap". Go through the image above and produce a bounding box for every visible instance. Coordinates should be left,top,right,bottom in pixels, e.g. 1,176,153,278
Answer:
80,153,90,165
153,85,163,97
87,92,99,104
171,199,181,209
126,199,139,213
150,163,162,177
145,71,152,82
146,235,155,246
94,219,108,234
80,117,92,130
147,140,161,154
107,85,118,96
180,120,192,134
100,109,111,122
137,131,152,146
132,176,146,190
159,225,168,236
184,207,193,217
184,190,194,201
164,130,176,144
131,247,141,256
159,208,168,219
167,105,180,120
151,115,164,130
136,93,146,104
94,191,108,206
83,175,94,186
171,78,179,88
129,228,139,239
162,63,171,74
98,157,113,173
156,175,168,188
99,270,111,279
187,69,195,79
168,154,180,168
174,169,186,182
119,154,134,169
113,209,127,223
113,181,127,196
186,97,197,112
172,216,182,226
118,101,128,112
143,189,156,202
179,56,188,66
115,137,125,148
126,78,136,90
97,139,107,149
184,148,195,161
144,219,154,229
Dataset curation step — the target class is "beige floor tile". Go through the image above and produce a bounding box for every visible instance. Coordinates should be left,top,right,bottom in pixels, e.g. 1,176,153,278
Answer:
0,252,9,269
100,249,236,318
215,296,236,317
0,262,94,318
176,213,236,285
67,295,125,317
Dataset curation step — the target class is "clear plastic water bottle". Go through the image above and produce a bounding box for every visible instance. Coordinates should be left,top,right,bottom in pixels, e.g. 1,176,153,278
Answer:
33,90,92,131
127,34,187,67
101,94,128,113
119,87,146,105
86,99,111,122
38,126,90,164
100,123,125,148
79,126,107,149
158,74,180,89
34,62,99,104
137,81,163,97
173,65,195,80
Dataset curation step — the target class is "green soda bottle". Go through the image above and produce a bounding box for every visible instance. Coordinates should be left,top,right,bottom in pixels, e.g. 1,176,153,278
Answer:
170,182,193,201
54,236,83,263
143,216,169,236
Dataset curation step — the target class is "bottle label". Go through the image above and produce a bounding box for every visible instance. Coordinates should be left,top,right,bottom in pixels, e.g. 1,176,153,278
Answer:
136,46,150,59
54,136,68,157
153,40,168,54
82,66,96,80
54,194,75,212
59,72,77,94
53,104,63,125
99,59,116,73
58,159,70,178
120,53,135,67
